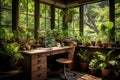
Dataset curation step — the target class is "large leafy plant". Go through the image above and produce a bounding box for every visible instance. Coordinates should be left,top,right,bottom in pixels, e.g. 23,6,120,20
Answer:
94,50,114,70
0,27,23,65
98,21,114,41
3,42,23,63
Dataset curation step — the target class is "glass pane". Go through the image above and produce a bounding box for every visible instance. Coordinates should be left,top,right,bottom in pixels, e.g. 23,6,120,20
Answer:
55,8,63,30
115,1,120,28
68,7,79,36
40,4,45,17
28,0,34,14
115,30,120,41
55,19,59,29
40,18,45,30
55,8,59,19
19,0,27,13
1,10,12,26
46,19,51,29
28,15,34,29
46,5,51,17
83,0,109,38
19,14,27,26
59,20,63,30
74,20,79,30
1,0,12,8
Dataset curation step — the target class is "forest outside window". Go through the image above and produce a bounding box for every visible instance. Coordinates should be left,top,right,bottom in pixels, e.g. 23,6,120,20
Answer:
83,0,109,41
19,0,34,40
68,7,80,37
0,0,12,28
115,0,120,41
55,8,63,31
40,3,51,30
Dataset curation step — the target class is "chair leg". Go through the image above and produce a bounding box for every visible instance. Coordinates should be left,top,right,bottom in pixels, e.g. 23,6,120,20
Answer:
63,64,68,80
66,68,77,76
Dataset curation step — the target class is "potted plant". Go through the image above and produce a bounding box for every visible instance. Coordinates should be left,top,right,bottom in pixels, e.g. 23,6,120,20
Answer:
60,8,78,23
81,35,90,47
94,50,114,77
97,21,114,47
89,58,100,75
111,54,120,77
0,27,24,71
76,49,90,71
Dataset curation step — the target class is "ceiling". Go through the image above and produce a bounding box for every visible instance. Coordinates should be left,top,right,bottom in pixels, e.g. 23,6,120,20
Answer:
39,0,106,8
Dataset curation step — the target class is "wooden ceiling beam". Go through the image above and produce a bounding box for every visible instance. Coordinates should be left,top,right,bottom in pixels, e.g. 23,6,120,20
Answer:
34,0,107,8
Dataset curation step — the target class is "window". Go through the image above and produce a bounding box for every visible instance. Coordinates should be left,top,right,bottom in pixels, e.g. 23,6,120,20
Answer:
83,0,109,40
19,0,34,40
55,8,63,30
0,0,12,28
40,3,51,30
68,7,80,37
115,0,120,41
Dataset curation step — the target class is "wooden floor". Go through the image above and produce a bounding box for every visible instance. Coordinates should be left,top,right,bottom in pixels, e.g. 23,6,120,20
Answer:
47,70,119,80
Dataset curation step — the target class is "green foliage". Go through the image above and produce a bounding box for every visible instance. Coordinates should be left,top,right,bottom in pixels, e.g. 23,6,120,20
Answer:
0,27,13,41
94,50,114,70
0,27,24,64
89,58,100,69
97,21,114,42
60,8,78,23
3,42,23,63
111,55,120,72
98,21,114,32
76,49,90,62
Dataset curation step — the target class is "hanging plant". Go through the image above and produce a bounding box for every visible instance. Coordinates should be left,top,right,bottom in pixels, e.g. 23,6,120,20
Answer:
60,8,78,23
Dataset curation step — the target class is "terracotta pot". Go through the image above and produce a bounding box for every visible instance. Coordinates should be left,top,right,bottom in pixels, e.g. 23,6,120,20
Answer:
102,42,108,48
80,62,88,72
89,67,97,75
101,69,111,77
95,40,102,47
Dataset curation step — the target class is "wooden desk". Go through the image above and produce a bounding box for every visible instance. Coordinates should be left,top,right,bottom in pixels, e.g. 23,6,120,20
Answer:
21,46,72,80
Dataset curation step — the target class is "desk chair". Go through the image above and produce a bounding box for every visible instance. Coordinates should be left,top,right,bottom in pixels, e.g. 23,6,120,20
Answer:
56,41,77,80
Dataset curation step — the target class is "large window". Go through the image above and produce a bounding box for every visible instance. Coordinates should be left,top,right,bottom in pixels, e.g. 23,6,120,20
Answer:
68,7,80,37
115,0,120,41
55,8,63,30
0,0,12,28
40,3,51,30
83,0,109,40
19,0,34,40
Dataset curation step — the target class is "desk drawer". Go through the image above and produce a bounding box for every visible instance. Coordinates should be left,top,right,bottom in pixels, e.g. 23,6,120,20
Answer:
32,52,47,59
32,57,46,65
32,63,46,72
32,70,47,80
48,50,66,56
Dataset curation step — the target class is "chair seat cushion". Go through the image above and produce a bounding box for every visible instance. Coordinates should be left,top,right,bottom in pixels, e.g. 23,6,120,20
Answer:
56,58,72,64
